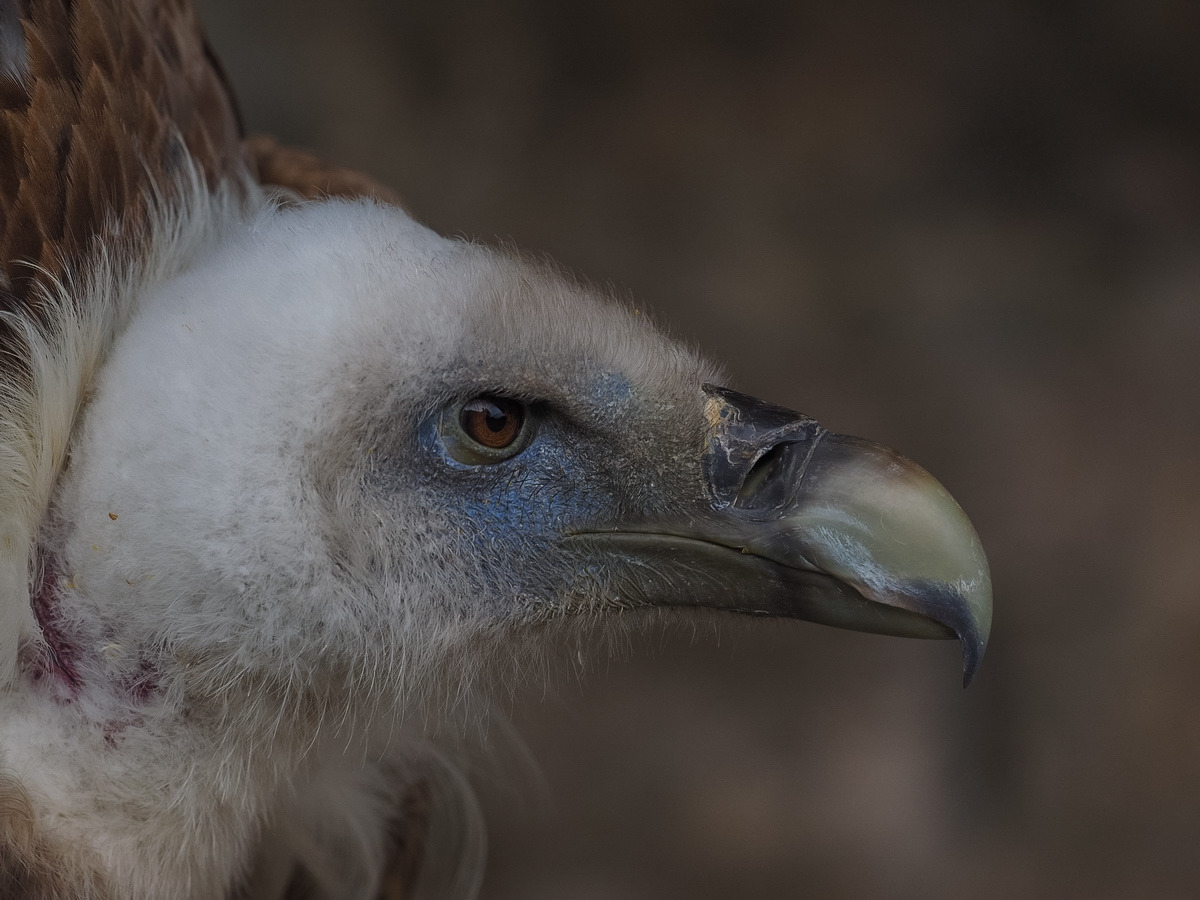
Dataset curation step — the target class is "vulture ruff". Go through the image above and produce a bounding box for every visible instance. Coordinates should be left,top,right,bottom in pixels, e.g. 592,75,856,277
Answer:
0,1,992,897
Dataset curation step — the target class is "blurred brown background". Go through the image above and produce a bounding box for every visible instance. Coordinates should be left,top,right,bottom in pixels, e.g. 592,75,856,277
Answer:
194,1,1200,896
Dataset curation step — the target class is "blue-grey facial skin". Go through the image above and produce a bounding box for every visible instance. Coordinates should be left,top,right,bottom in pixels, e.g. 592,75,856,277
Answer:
418,405,612,565
353,353,988,684
382,371,702,620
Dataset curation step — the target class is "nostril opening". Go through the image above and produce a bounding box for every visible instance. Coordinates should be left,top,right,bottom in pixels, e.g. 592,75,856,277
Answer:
735,442,794,510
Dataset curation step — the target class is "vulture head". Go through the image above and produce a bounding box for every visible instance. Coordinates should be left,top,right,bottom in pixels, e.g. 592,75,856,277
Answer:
61,198,988,703
0,1,991,897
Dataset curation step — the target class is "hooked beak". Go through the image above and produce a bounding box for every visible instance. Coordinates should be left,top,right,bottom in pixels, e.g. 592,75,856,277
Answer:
569,385,992,686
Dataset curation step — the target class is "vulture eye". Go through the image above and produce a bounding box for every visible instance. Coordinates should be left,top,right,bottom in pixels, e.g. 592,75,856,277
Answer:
461,396,523,448
439,395,534,465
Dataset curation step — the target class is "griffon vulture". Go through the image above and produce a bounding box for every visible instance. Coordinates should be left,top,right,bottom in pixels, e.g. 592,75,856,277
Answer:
0,1,991,896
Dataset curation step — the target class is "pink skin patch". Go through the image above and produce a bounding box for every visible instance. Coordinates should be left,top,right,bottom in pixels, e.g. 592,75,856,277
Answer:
26,553,162,710
28,560,84,699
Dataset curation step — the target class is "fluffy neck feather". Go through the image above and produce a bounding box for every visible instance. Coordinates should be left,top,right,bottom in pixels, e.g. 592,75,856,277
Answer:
0,179,398,897
0,169,260,684
0,177,498,898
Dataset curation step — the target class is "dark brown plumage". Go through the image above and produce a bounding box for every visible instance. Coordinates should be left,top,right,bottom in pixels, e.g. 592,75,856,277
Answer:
0,0,397,334
0,0,243,312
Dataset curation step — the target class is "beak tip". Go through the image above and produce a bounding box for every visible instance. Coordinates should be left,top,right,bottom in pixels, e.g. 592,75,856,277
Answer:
956,597,990,688
961,639,984,688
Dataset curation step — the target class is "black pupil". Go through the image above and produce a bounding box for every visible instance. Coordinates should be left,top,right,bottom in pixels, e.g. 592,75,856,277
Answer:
483,406,506,431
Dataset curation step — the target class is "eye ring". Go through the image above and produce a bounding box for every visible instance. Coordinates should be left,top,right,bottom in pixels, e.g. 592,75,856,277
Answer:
438,394,535,465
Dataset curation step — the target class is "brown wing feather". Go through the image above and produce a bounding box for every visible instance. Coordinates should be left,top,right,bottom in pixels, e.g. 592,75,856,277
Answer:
0,0,248,319
0,0,404,322
249,134,406,208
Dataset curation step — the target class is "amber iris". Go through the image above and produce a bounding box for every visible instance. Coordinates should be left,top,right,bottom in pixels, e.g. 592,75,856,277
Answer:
459,396,524,449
